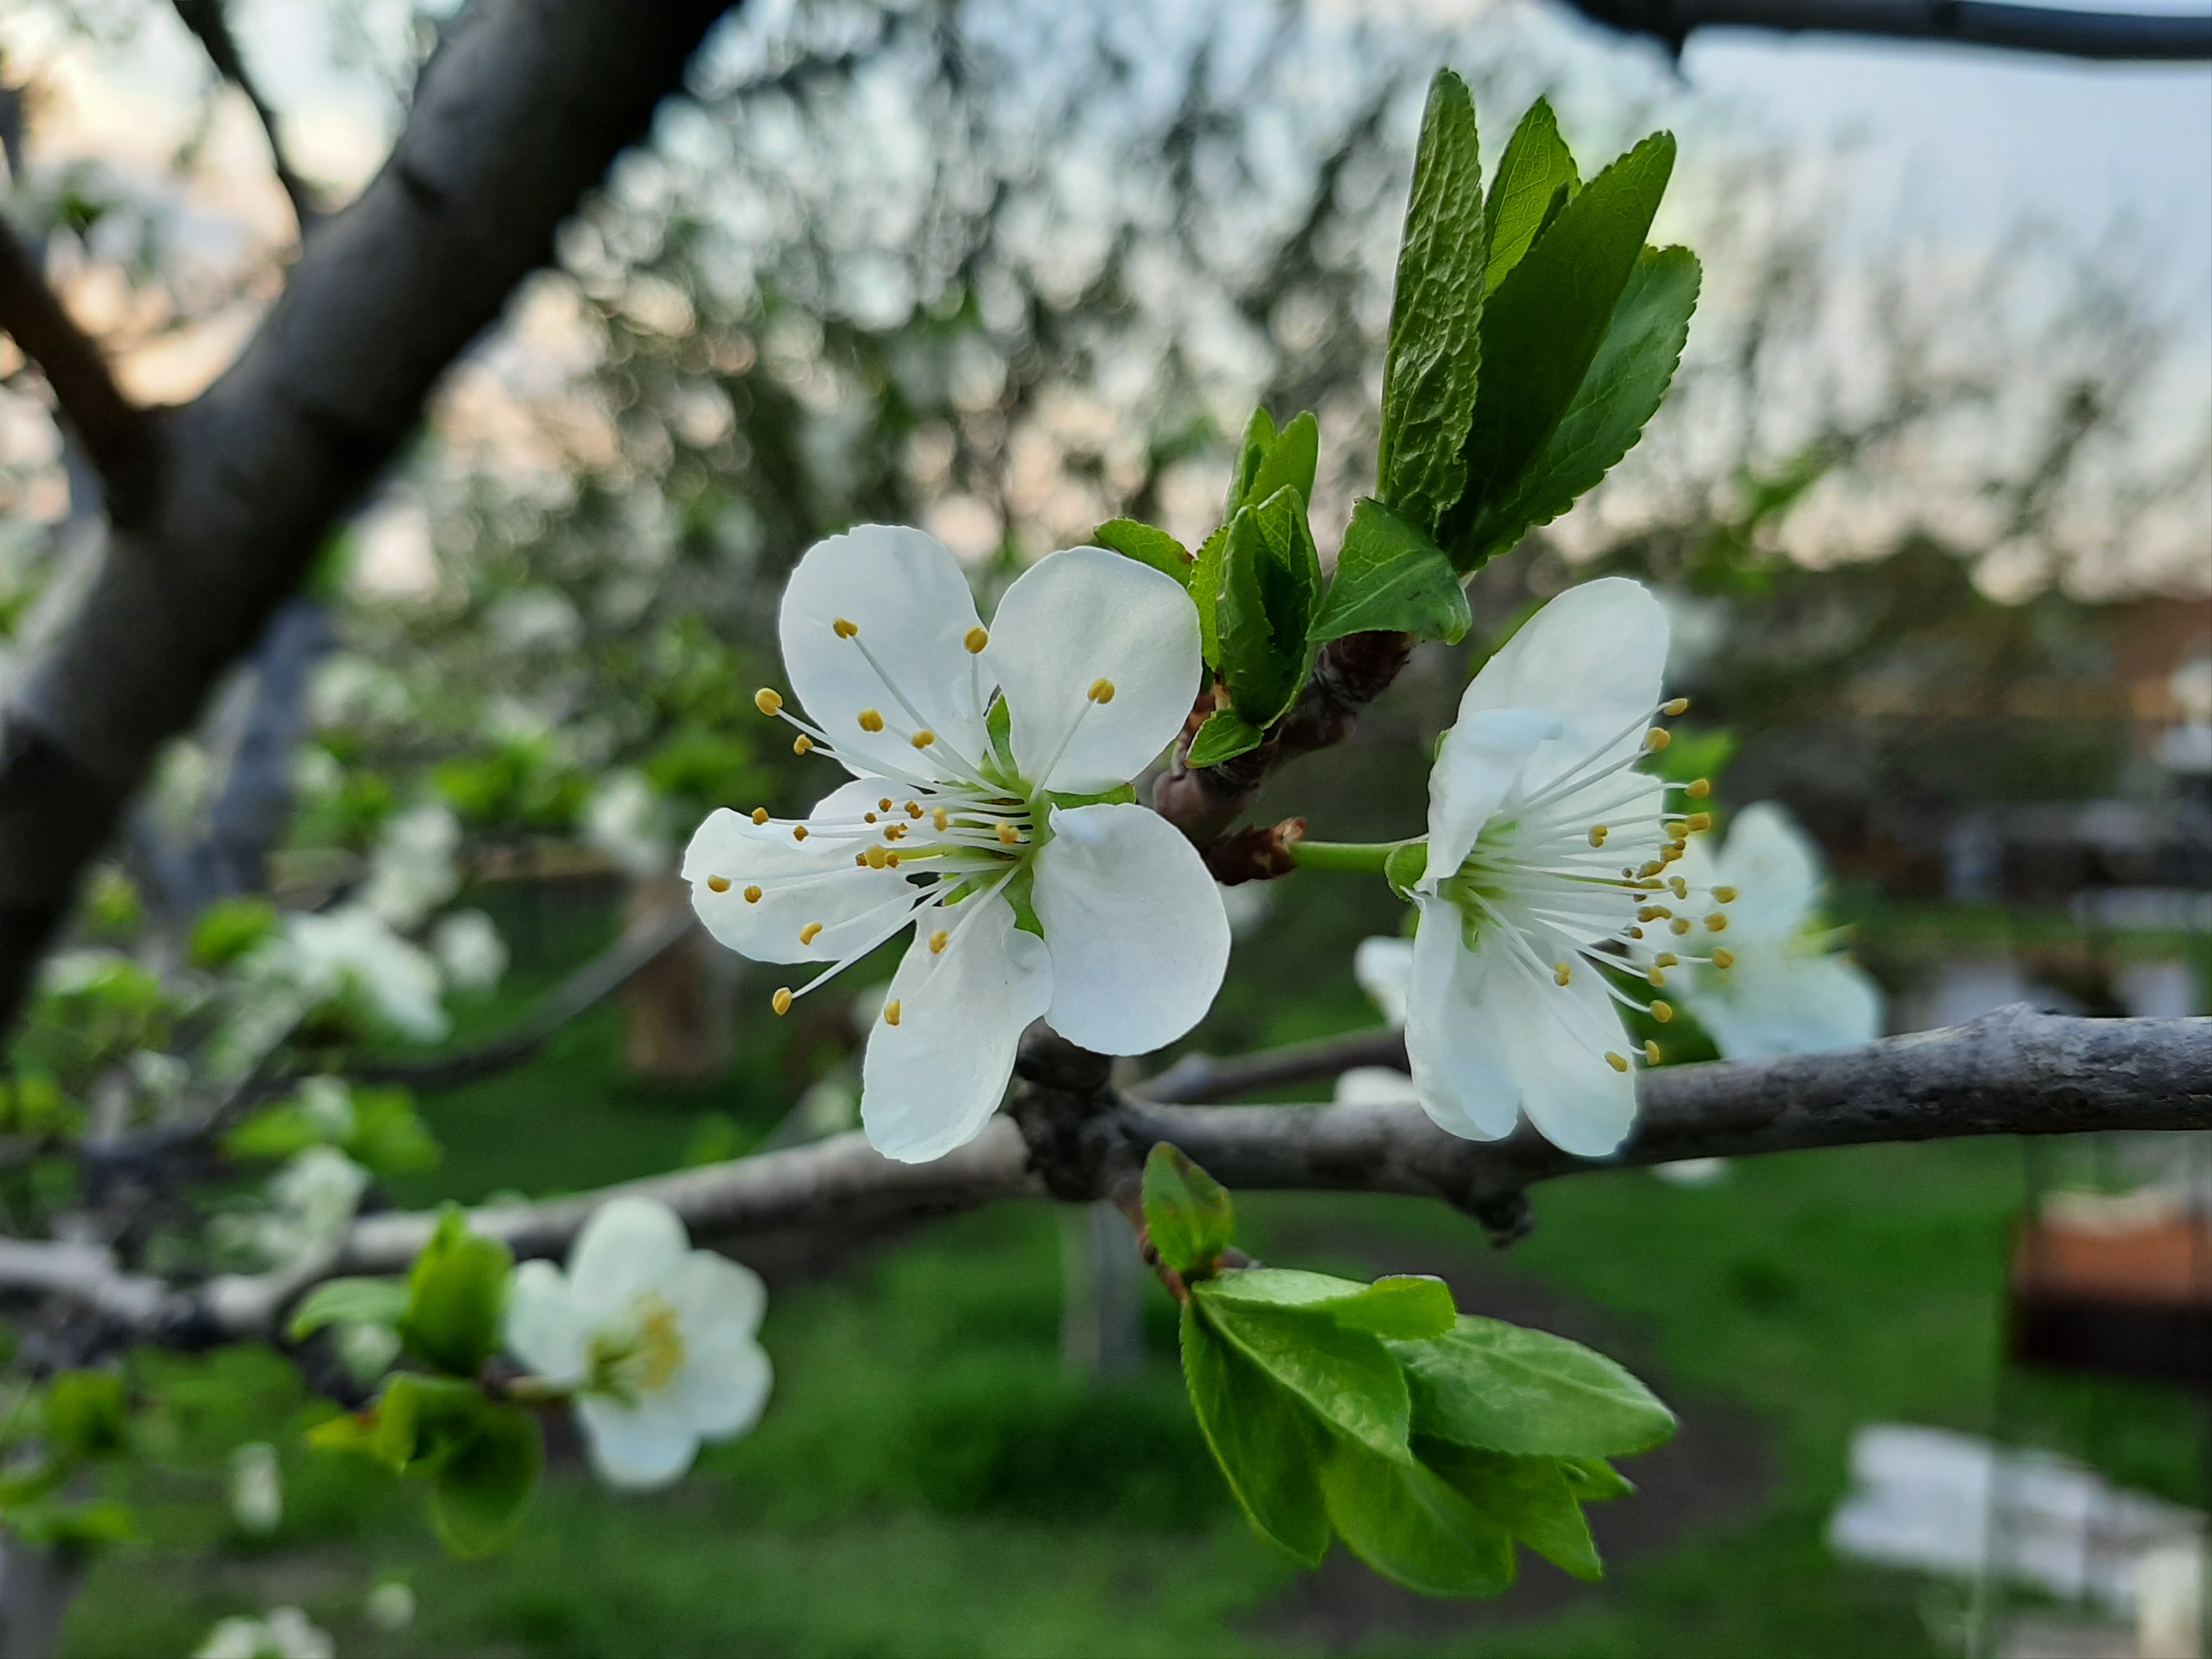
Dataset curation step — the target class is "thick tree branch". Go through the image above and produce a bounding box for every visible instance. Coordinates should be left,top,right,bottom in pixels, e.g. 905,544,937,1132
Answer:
0,217,154,522
170,0,323,233
13,1008,2203,1342
0,0,745,1038
1565,0,2212,59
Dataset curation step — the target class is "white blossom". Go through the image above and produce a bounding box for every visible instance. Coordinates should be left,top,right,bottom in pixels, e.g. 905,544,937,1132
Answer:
432,909,509,992
586,770,675,879
364,1582,416,1633
684,526,1229,1164
217,1146,369,1268
248,905,449,1042
228,1441,283,1534
360,803,462,931
504,1197,771,1492
192,1608,332,1659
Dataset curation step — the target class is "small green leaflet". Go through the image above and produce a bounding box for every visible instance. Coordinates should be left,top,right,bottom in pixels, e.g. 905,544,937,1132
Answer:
1092,519,1192,585
1389,1314,1677,1457
1419,1438,1604,1581
1482,98,1579,295
402,1208,514,1379
1181,1305,1330,1564
1189,521,1231,669
1457,245,1701,566
1320,1436,1515,1598
1443,130,1678,569
428,1403,543,1560
1187,707,1264,769
1193,1293,1412,1464
1216,486,1323,731
1226,408,1277,518
290,1276,413,1341
1376,70,1485,539
1248,410,1319,513
1309,499,1471,645
1198,1267,1457,1340
1142,1143,1237,1277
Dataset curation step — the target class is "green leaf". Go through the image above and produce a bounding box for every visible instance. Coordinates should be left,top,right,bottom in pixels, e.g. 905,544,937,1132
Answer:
1420,1439,1603,1581
1189,522,1231,668
1319,1436,1515,1598
985,696,1015,772
1564,1455,1635,1502
1092,519,1191,585
1248,410,1318,511
400,1209,512,1379
1390,1315,1675,1458
43,1370,129,1461
6,1497,135,1547
1200,1267,1457,1340
1187,708,1264,769
319,1372,487,1476
1376,69,1486,537
1310,499,1471,645
1443,131,1677,569
1046,782,1138,810
1482,98,1579,295
1216,487,1323,730
428,1404,542,1559
1141,1143,1236,1278
1224,409,1277,519
1195,1295,1411,1463
1180,1304,1330,1565
290,1277,413,1341
1459,245,1701,566
348,1087,442,1176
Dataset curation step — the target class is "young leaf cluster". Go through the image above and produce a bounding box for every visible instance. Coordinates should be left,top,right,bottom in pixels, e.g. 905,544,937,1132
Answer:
0,1369,137,1547
1143,1143,1674,1598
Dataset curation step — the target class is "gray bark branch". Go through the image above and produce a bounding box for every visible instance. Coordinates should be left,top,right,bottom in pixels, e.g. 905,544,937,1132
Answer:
1566,0,2212,58
171,0,325,233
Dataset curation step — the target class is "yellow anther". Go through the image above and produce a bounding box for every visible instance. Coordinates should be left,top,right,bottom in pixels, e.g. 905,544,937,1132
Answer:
755,688,784,716
1686,812,1712,832
1606,1052,1630,1073
1650,999,1675,1023
865,845,890,870
1662,697,1690,716
1669,876,1689,898
799,923,823,945
1646,966,1667,987
794,735,814,755
865,812,878,824
706,875,731,893
886,853,901,868
933,807,950,831
1638,906,1669,923
858,709,885,733
906,802,923,819
1088,678,1116,704
1688,778,1712,799
929,930,950,955
1637,860,1665,879
1638,878,1668,891
964,627,989,654
1671,917,1692,936
911,730,936,749
1661,843,1685,864
1644,728,1671,752
1554,963,1572,987
1644,1040,1662,1066
1669,821,1690,843
1706,912,1729,932
885,823,906,840
1712,947,1736,969
855,854,868,867
743,885,762,904
996,823,1021,846
751,808,770,826
1655,952,1679,968
771,988,793,1016
1627,926,1645,940
883,1000,902,1027
792,825,809,842
1589,825,1609,848
879,798,893,811
1713,886,1737,903
833,617,859,639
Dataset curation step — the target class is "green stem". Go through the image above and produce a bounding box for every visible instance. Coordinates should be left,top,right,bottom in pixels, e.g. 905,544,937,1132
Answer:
1284,839,1402,876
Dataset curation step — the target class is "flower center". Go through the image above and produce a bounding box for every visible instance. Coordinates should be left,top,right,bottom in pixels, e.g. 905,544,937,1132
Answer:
586,1292,687,1403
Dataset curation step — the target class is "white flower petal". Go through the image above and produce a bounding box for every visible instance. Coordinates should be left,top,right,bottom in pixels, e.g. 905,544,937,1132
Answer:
1353,936,1414,1027
567,1197,691,1319
1684,948,1884,1059
662,1250,768,1343
860,895,1052,1163
1458,578,1669,787
1711,801,1824,943
1404,899,1522,1141
1031,803,1229,1054
1334,1065,1421,1106
574,1395,698,1491
503,1260,588,1387
1423,708,1566,890
666,1330,772,1442
779,526,993,779
1483,950,1638,1158
988,546,1202,794
682,803,912,966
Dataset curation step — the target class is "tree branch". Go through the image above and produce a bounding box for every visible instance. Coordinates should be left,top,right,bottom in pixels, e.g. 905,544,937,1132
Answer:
0,216,154,523
170,0,324,233
1561,0,2212,59
13,1008,2202,1342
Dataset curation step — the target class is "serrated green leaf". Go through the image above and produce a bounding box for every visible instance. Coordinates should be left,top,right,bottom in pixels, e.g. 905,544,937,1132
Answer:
1443,131,1677,570
1190,522,1231,668
290,1277,413,1341
402,1209,512,1379
1248,410,1318,510
1420,1439,1603,1581
1225,408,1277,518
1483,98,1579,295
1460,245,1700,565
1320,1436,1515,1598
1195,1296,1411,1463
1142,1143,1236,1277
1216,487,1323,730
1200,1268,1457,1340
428,1403,541,1559
1378,70,1485,537
1187,708,1264,769
1180,1304,1330,1565
1092,519,1192,584
1563,1455,1635,1502
1389,1315,1675,1458
1310,499,1471,645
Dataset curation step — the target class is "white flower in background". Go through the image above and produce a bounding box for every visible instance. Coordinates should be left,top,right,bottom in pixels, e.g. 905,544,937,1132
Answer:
504,1196,772,1491
228,1441,283,1534
252,905,449,1042
1335,935,1420,1107
217,1146,369,1268
586,770,675,880
364,1581,417,1633
192,1607,332,1659
1406,578,1726,1158
684,526,1229,1164
360,803,461,930
432,909,509,992
1667,801,1883,1058
128,1048,190,1103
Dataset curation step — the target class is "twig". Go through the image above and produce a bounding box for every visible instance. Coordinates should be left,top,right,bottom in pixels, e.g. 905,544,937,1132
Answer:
1134,1026,1408,1104
1563,0,2212,59
170,0,323,233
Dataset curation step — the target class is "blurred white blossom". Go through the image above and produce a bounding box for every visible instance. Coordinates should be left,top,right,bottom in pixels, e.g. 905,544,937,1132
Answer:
360,803,462,930
216,1147,369,1268
247,906,449,1042
192,1607,332,1659
228,1441,283,1534
432,909,509,992
585,771,674,880
364,1581,416,1633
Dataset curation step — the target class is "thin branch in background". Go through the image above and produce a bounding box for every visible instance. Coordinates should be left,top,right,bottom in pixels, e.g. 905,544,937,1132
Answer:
1564,0,2212,59
0,216,154,524
170,0,323,234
